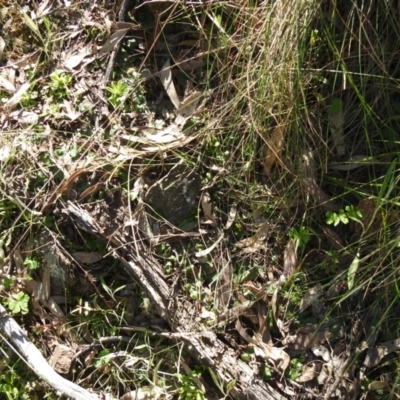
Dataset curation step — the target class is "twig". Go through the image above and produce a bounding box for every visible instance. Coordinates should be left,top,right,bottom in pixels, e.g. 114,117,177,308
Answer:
103,0,132,85
0,304,99,400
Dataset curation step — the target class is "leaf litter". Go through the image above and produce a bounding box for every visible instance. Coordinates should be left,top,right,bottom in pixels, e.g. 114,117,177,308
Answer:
0,1,398,399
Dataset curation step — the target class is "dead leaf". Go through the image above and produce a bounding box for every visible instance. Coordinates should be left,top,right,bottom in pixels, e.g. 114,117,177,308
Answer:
201,192,217,226
10,110,39,126
195,232,224,257
97,28,130,58
34,0,51,18
234,222,271,253
72,252,103,264
0,74,15,92
297,362,322,382
0,145,11,161
62,100,81,121
301,149,340,212
257,301,271,345
10,50,40,69
3,82,30,111
283,239,297,277
283,328,331,351
236,319,290,373
160,58,181,109
312,345,331,362
129,176,146,202
0,36,4,59
63,47,93,71
79,182,105,200
263,125,285,173
368,381,392,393
215,256,233,312
46,297,65,319
224,202,237,229
137,204,159,247
363,338,400,367
175,90,202,126
299,284,323,313
143,124,184,144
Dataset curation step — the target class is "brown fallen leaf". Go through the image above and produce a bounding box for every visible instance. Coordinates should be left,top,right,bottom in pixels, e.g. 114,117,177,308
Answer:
79,182,105,201
175,90,202,126
160,58,181,109
283,329,331,351
283,238,297,277
195,232,224,257
363,338,400,368
63,47,93,71
299,284,323,313
263,125,285,173
235,319,290,374
97,28,130,58
234,222,272,253
200,192,217,226
215,256,233,312
257,301,272,345
10,50,40,69
368,381,395,395
3,82,30,111
143,124,185,144
224,202,237,229
72,252,103,264
10,110,39,127
301,149,340,212
297,361,322,382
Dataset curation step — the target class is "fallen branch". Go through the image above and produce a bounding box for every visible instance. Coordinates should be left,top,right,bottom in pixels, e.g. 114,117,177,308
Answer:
64,202,286,400
0,304,99,400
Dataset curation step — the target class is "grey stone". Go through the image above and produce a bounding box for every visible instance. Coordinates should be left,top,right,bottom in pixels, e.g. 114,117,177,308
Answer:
145,163,201,226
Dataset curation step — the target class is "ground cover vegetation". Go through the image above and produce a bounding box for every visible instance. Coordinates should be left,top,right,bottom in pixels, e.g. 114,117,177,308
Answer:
1,0,400,399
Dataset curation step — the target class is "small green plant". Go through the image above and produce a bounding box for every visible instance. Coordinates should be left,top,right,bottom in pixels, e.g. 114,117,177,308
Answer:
326,205,363,226
175,368,206,400
23,256,40,270
47,71,72,100
328,97,343,114
20,89,39,108
289,226,311,248
4,291,30,315
0,362,38,400
106,80,128,108
288,357,304,381
106,69,147,113
93,349,112,369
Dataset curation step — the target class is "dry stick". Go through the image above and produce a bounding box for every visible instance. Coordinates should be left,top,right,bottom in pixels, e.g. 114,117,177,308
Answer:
95,0,132,131
323,351,355,400
66,202,286,399
0,304,98,400
103,0,132,85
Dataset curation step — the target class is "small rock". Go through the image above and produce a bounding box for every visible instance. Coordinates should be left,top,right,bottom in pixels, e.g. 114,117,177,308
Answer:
145,163,201,226
50,344,74,374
